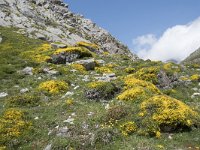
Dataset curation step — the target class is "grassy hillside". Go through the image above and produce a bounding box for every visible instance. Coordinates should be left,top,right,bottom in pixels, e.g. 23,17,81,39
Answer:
0,27,200,150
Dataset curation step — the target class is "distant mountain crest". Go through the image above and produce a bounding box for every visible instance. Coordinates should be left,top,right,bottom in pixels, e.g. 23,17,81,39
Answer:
182,47,200,64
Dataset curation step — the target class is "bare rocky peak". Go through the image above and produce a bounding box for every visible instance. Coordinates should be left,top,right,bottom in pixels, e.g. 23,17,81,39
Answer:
182,47,200,64
0,0,138,59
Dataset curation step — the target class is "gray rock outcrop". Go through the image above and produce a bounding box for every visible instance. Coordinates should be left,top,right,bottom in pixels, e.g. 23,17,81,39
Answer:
182,47,200,64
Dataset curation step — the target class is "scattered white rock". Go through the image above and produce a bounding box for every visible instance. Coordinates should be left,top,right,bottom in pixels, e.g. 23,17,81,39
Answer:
59,126,69,133
71,112,76,116
0,92,8,98
87,112,94,116
22,67,33,75
168,135,173,140
48,130,53,136
20,88,29,93
55,125,59,129
103,73,116,78
192,88,198,91
95,73,117,82
191,93,200,99
44,144,52,150
96,59,105,65
105,104,110,110
14,85,20,88
34,117,39,120
38,77,42,80
51,43,67,49
82,75,90,82
74,86,79,90
63,116,74,124
61,91,74,98
0,36,2,43
43,68,59,76
70,69,77,72
82,122,89,129
75,58,95,70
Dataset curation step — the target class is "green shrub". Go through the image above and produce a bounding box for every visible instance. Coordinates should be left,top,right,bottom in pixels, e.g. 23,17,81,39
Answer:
85,81,119,100
7,94,40,107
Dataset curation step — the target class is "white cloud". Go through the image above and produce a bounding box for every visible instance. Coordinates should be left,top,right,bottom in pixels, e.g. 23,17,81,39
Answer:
133,17,200,62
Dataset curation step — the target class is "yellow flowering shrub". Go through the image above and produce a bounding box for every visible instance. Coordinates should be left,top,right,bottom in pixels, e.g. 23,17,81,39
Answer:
65,99,73,106
124,76,161,94
117,87,148,102
103,51,110,55
37,43,51,51
140,95,199,132
76,41,99,50
95,66,113,73
163,62,181,73
38,80,69,94
21,43,52,63
54,46,93,58
0,146,6,150
120,121,137,136
179,76,189,81
0,109,32,145
70,64,86,74
87,81,106,89
190,74,200,81
106,63,118,68
133,66,159,84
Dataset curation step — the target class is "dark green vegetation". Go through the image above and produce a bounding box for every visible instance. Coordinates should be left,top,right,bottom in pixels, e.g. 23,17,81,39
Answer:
0,27,200,150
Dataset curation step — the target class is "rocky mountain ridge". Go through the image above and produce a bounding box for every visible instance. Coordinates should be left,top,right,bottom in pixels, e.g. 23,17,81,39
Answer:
182,47,200,64
0,0,137,59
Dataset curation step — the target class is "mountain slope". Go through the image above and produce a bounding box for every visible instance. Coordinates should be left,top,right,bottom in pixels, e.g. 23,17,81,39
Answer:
0,27,200,149
182,47,200,64
0,0,137,59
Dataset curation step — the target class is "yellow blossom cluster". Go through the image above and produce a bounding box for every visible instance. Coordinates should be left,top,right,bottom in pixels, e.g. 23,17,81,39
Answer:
117,87,147,101
106,63,118,68
117,76,161,102
140,95,199,129
37,43,51,51
133,66,159,84
38,80,69,94
65,99,74,106
87,81,106,89
124,76,161,94
103,51,110,55
54,46,93,58
190,74,200,81
179,76,189,81
70,64,86,73
163,62,181,73
21,43,52,63
120,121,137,136
76,41,99,50
95,66,113,73
0,109,32,145
101,120,117,129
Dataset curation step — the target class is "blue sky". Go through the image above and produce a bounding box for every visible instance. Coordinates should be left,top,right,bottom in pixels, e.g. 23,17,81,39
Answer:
64,0,200,61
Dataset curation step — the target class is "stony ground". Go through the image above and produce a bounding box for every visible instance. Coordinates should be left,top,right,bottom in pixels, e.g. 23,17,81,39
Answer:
0,27,200,150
